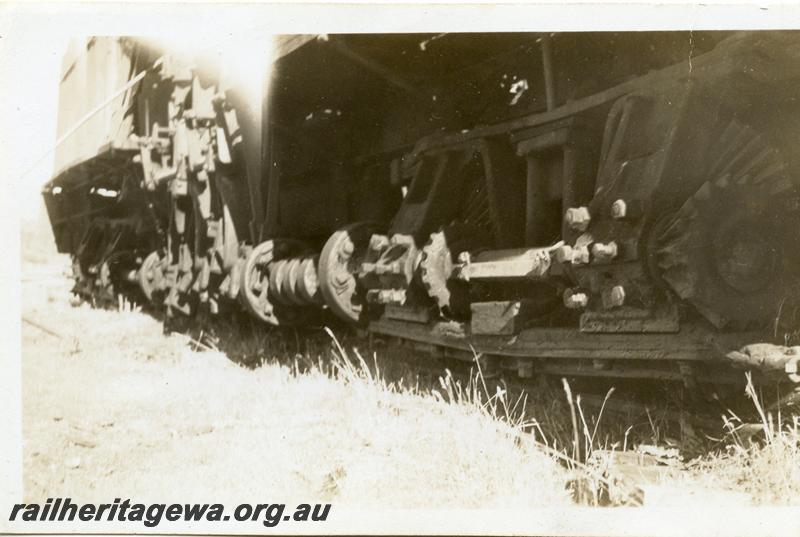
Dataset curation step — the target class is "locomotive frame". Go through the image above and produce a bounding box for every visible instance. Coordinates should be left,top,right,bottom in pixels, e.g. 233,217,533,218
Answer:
42,32,800,388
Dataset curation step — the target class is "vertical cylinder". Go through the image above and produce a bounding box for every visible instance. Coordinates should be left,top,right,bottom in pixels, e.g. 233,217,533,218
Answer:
540,34,556,112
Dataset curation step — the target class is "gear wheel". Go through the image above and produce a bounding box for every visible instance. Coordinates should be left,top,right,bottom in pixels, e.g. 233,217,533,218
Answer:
653,120,800,330
318,222,383,325
419,224,487,318
419,230,454,311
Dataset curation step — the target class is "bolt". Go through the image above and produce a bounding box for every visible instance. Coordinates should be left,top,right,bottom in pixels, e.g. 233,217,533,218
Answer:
611,199,627,219
602,285,626,309
369,234,389,251
457,251,471,265
341,239,354,257
563,288,589,309
565,207,591,232
591,241,618,263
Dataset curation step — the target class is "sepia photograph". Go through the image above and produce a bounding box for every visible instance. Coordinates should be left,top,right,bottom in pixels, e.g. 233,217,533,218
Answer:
2,2,800,535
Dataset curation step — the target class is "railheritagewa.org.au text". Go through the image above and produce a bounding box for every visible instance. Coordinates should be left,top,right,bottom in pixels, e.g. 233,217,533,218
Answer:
9,498,331,527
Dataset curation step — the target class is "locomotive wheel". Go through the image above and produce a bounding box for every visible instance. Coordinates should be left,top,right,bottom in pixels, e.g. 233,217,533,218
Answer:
97,251,137,307
318,222,383,325
139,250,167,304
239,239,315,326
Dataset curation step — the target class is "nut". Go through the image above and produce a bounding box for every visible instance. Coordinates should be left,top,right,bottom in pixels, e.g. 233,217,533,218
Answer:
563,289,589,309
602,285,626,309
457,251,472,265
591,241,618,263
565,207,591,232
611,199,627,219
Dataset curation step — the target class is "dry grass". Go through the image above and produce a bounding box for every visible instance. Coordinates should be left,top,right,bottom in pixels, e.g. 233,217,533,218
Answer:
687,376,800,505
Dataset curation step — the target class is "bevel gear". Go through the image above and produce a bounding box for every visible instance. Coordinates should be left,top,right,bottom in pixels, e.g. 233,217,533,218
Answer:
653,120,800,329
419,224,487,318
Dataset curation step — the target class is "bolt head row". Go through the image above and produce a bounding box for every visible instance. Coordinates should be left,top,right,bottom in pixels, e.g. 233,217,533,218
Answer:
566,199,629,226
563,285,626,310
366,288,406,305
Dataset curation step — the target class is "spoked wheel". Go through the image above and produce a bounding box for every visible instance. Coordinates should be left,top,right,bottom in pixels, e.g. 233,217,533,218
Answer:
318,222,384,325
239,239,317,326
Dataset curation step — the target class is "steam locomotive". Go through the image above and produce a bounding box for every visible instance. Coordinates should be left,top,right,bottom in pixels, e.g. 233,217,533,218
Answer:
42,32,800,386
